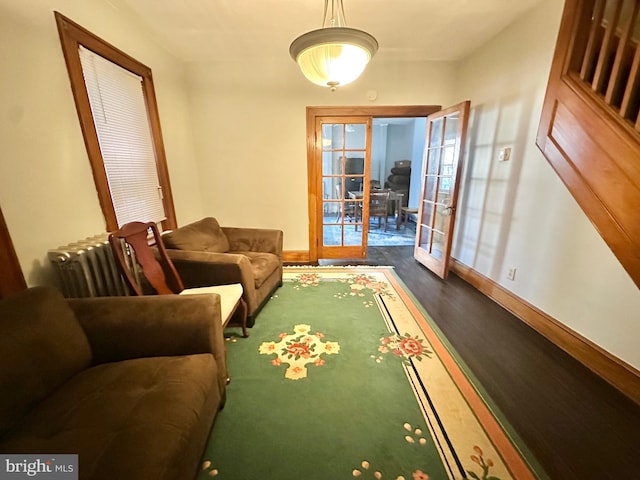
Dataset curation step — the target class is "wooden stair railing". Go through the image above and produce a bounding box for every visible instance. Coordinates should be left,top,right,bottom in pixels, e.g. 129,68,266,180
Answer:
0,205,27,299
537,0,640,288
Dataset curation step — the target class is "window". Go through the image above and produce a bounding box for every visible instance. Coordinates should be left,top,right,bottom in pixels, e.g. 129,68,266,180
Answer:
55,12,176,231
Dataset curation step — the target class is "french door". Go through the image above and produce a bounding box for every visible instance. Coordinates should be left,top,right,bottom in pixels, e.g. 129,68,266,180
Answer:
414,101,470,278
316,117,372,259
306,105,442,262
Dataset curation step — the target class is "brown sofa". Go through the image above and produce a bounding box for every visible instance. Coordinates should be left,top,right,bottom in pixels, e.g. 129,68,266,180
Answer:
162,217,283,327
0,286,227,480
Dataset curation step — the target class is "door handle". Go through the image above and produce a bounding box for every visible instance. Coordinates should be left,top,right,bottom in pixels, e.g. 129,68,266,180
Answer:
442,205,454,216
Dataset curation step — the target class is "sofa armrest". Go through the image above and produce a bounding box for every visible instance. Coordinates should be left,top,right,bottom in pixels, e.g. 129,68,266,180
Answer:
165,250,257,309
222,227,283,256
67,294,227,386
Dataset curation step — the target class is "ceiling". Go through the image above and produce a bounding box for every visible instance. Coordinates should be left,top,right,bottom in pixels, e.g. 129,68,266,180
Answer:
112,0,546,63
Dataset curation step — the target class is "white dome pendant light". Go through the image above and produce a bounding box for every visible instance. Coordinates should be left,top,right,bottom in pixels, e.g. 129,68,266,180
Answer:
289,0,378,91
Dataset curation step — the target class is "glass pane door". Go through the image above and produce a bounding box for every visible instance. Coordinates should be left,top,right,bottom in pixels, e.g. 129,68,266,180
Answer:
414,101,470,278
318,119,371,259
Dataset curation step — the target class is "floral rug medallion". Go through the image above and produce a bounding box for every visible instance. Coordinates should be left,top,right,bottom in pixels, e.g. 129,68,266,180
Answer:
259,324,340,380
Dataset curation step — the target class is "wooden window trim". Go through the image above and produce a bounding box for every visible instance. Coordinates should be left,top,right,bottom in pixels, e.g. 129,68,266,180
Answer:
54,12,176,232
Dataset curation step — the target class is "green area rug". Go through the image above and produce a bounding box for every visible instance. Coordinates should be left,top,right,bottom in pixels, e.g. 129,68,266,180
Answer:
198,267,547,480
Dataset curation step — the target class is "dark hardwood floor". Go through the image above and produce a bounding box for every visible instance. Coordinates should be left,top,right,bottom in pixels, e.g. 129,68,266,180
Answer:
319,246,640,479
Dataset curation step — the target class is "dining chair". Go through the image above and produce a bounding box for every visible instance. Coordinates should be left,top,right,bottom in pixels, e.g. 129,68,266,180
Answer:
369,189,391,231
335,183,357,222
109,221,248,337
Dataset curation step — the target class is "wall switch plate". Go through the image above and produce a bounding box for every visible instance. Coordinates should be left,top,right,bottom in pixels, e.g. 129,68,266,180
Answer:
507,267,517,281
499,147,512,162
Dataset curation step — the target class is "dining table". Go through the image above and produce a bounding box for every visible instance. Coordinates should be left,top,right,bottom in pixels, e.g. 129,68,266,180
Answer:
348,190,405,230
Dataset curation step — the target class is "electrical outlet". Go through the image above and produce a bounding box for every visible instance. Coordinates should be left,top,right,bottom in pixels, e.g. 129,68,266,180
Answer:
507,267,517,281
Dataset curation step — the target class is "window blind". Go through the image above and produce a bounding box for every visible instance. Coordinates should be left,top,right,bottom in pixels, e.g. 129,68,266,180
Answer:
79,45,165,227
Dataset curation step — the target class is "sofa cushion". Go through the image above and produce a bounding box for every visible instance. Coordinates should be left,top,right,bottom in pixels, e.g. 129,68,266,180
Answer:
0,287,91,436
163,217,230,253
240,251,281,289
0,354,221,480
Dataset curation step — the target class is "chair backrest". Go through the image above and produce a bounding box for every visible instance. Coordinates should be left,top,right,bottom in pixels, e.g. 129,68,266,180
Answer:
108,221,184,296
369,189,390,216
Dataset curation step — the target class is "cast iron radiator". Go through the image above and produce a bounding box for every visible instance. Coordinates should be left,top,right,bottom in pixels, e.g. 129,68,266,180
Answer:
48,235,129,298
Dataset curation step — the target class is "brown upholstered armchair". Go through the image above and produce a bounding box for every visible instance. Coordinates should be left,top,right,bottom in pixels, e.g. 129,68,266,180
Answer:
161,217,283,327
0,286,227,479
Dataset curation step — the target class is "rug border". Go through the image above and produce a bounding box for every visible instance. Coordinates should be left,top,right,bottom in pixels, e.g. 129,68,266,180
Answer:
282,265,550,480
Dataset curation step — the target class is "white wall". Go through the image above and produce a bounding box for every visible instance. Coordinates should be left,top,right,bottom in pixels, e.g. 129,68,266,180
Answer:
453,0,640,369
0,0,202,286
385,124,414,179
185,59,457,250
371,124,389,186
409,118,427,208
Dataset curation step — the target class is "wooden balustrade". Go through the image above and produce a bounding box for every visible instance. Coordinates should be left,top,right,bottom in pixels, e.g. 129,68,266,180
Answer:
537,0,640,288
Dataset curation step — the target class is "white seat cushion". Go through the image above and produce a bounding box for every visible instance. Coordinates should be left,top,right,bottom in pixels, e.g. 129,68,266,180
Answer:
179,283,243,324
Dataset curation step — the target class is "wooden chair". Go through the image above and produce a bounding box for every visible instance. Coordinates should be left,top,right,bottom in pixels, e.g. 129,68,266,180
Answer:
335,183,357,222
109,221,248,338
369,189,391,231
397,206,419,230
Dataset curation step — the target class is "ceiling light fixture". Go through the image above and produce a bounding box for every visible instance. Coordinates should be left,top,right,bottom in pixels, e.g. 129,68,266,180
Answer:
289,0,378,91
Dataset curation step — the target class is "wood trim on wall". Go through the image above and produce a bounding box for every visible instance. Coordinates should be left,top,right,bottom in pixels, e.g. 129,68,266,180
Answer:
451,258,640,405
283,250,312,263
0,206,27,299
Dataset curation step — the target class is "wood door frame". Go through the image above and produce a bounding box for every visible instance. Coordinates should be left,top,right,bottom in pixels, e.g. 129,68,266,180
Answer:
307,105,441,263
